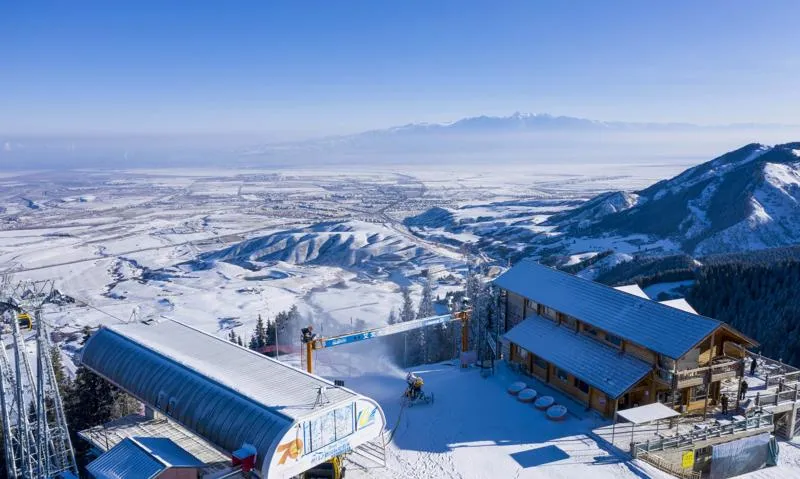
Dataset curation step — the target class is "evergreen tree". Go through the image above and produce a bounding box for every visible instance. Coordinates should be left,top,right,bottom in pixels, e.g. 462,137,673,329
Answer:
399,286,418,365
237,334,244,347
287,304,302,339
266,319,276,347
51,345,69,392
417,279,435,319
255,314,268,349
462,269,494,361
228,329,238,343
248,331,259,351
400,287,415,323
63,364,120,455
414,279,436,364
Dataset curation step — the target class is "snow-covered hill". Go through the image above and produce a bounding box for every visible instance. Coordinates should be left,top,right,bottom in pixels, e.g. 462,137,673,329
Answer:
553,142,800,255
196,220,452,274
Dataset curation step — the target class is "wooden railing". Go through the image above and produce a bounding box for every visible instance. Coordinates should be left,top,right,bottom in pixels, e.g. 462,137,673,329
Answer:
765,370,800,389
632,412,774,453
755,386,800,407
635,450,700,479
675,359,742,386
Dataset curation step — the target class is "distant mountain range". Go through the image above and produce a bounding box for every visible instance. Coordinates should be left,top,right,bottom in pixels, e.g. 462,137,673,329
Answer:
238,113,798,166
245,112,795,151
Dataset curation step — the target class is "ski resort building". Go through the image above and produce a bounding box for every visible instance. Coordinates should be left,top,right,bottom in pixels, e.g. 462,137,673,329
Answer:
86,436,206,479
81,320,387,479
495,260,758,418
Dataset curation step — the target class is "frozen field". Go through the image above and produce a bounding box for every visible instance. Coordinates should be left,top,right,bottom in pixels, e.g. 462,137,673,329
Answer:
0,164,694,351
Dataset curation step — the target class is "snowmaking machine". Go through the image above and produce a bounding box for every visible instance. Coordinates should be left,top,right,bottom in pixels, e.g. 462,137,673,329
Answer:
402,372,434,406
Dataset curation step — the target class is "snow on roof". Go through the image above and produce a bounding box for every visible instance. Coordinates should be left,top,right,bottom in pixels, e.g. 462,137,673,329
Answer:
615,402,680,425
132,437,206,468
659,298,698,315
86,438,170,479
81,319,363,470
78,414,231,474
88,319,359,419
503,315,652,399
495,260,720,359
613,284,650,299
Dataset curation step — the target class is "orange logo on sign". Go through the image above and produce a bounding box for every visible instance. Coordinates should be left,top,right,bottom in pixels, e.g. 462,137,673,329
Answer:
277,438,303,465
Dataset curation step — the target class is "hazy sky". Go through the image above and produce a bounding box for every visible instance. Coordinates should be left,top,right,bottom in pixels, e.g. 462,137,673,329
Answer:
3,1,799,138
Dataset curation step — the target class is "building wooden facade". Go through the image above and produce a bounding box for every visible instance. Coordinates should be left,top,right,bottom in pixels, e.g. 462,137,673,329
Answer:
495,260,757,418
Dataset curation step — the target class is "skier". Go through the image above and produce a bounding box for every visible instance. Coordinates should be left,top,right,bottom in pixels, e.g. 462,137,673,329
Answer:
406,372,423,400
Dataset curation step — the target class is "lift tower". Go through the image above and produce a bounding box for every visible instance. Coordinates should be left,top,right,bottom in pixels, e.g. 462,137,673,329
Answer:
0,279,77,479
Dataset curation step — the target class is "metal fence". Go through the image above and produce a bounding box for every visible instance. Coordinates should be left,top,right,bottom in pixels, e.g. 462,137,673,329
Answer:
632,412,774,453
635,450,701,479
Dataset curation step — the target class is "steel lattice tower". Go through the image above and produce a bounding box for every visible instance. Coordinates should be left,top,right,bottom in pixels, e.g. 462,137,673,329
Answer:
0,279,77,478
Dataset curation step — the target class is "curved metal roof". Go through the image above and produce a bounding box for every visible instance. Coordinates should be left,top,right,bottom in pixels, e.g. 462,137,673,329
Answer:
81,320,363,472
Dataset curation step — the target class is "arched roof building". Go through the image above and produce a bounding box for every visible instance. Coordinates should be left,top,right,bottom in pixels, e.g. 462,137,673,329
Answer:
82,320,386,478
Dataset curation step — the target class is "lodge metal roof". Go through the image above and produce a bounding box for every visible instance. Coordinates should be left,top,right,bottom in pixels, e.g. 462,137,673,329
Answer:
494,259,720,359
504,315,653,399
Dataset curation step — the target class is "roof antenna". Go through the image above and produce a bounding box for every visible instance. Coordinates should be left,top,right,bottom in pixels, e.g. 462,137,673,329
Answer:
313,386,330,409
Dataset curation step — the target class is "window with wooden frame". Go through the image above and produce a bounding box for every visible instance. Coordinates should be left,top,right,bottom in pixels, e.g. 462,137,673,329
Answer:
555,368,569,382
582,324,599,337
574,378,590,394
525,299,539,313
561,314,577,330
605,334,623,347
533,356,548,370
692,383,708,402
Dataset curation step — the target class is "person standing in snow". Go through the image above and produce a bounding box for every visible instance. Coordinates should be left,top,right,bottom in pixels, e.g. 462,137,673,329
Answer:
740,380,749,400
721,394,728,415
750,356,757,376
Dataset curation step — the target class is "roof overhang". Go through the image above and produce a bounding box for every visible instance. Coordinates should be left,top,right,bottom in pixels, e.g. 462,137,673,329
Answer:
504,315,652,399
615,402,680,425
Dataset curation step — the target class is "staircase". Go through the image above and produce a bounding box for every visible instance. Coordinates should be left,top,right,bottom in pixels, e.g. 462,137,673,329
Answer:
347,433,387,472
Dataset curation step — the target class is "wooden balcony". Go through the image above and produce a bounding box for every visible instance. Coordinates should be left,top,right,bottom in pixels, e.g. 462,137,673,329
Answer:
675,359,742,389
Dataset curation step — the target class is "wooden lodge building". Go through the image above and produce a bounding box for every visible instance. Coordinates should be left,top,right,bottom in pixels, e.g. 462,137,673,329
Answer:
495,260,758,418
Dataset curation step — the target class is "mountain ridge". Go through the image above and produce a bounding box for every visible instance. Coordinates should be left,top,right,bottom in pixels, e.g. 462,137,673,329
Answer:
550,142,800,255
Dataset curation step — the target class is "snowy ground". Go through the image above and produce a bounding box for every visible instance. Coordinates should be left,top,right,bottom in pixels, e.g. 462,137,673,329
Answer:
0,164,692,360
10,163,799,477
322,359,669,479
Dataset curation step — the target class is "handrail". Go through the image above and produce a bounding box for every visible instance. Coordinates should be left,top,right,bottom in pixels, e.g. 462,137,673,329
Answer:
632,412,774,453
755,387,800,407
635,450,700,479
676,359,741,380
765,370,800,389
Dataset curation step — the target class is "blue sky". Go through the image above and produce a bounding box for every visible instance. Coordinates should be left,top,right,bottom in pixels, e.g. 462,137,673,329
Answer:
2,1,799,138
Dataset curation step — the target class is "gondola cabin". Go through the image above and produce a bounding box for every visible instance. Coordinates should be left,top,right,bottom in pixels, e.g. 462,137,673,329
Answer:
17,312,32,330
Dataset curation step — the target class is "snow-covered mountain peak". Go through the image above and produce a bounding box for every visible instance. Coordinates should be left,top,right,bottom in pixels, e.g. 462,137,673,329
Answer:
551,141,800,255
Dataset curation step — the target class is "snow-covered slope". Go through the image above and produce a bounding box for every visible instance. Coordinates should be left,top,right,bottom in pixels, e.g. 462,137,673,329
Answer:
550,191,640,229
197,220,446,273
555,142,800,255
